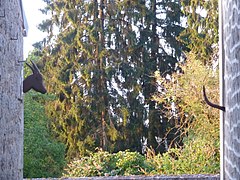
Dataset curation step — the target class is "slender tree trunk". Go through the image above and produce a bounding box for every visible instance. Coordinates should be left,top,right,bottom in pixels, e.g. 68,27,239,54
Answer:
0,1,24,179
147,0,158,151
221,0,240,179
95,0,108,150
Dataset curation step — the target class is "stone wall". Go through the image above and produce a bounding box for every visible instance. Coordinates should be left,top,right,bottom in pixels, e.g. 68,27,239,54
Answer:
24,174,220,180
222,0,240,179
0,0,24,179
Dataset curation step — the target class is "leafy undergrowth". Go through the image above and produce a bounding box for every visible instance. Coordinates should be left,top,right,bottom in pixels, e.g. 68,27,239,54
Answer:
63,146,219,177
63,150,154,177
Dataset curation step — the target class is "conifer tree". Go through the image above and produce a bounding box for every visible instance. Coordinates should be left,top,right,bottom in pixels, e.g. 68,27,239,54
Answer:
180,0,218,64
38,0,187,158
138,0,187,152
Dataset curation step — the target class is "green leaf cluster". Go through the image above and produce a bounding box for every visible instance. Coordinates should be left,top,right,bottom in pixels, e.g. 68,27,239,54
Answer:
151,52,220,174
147,139,219,175
63,149,154,177
24,91,66,178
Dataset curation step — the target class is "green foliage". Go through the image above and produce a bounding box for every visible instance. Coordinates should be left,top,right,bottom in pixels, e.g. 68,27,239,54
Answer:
147,139,219,174
24,91,66,178
38,0,187,159
63,150,154,177
151,52,220,174
180,0,218,64
113,151,153,175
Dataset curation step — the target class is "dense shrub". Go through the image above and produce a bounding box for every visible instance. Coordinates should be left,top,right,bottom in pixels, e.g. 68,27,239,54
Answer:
63,150,154,177
24,91,66,178
146,139,219,175
151,53,220,174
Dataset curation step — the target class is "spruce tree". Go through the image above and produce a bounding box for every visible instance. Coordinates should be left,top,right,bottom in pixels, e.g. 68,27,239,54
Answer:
180,0,218,65
38,0,187,158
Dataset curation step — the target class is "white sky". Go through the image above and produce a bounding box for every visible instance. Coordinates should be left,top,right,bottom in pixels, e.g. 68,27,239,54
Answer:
22,0,48,59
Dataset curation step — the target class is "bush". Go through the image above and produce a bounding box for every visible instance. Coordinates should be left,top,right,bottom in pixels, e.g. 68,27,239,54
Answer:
63,149,154,177
151,53,220,174
24,91,66,178
146,139,219,175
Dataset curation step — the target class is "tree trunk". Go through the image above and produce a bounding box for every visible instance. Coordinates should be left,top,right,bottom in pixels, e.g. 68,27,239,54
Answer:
221,0,240,179
98,0,108,150
147,0,159,151
0,1,24,179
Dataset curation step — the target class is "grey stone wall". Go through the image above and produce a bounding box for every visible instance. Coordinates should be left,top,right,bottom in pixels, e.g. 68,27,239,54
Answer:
24,174,220,180
0,0,24,179
223,0,240,179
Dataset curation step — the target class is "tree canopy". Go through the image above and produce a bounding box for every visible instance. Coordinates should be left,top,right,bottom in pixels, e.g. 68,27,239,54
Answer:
37,0,188,159
23,0,220,177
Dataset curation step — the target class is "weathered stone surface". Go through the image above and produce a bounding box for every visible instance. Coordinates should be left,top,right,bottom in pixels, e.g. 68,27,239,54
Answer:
0,0,24,180
223,0,240,179
24,174,220,180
